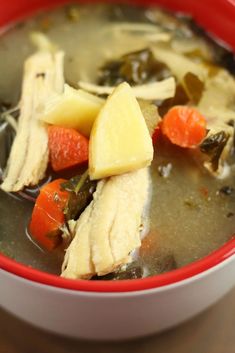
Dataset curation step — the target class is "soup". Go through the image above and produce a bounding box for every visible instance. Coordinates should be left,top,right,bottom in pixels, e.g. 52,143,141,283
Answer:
0,3,235,280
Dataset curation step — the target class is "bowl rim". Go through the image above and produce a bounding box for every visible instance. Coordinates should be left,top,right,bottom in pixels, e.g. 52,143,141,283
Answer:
0,0,235,293
0,238,234,292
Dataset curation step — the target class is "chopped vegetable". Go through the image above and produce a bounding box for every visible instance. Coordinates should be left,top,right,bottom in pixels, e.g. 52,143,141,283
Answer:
182,72,204,104
61,171,97,221
40,84,104,137
79,77,176,101
219,185,234,196
98,48,171,86
48,126,89,172
200,131,229,171
89,82,153,180
162,106,207,148
29,179,69,250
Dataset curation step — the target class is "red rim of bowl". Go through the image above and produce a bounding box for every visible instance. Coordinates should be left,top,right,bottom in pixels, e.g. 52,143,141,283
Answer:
1,238,235,292
0,0,235,292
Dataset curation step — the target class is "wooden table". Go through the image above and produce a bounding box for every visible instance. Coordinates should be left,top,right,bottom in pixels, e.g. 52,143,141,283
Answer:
0,288,234,353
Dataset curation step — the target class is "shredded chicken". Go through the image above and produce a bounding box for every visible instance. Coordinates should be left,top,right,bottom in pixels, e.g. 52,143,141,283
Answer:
78,77,176,101
198,69,235,176
151,47,208,82
1,50,64,192
61,168,150,279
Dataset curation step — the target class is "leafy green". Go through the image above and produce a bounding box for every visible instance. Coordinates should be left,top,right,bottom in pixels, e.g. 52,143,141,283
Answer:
200,131,229,171
182,72,204,104
61,171,97,221
98,48,171,86
219,186,234,196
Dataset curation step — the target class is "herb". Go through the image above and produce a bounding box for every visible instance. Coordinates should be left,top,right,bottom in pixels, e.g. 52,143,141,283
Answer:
61,171,97,221
182,72,204,104
98,48,171,86
200,131,229,171
219,186,234,196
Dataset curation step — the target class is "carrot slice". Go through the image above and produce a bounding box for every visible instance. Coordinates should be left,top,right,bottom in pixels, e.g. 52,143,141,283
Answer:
29,179,69,251
48,126,89,172
161,106,207,148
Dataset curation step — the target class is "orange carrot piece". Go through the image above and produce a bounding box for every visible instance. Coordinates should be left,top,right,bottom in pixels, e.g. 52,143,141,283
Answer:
161,106,207,148
29,179,69,251
48,126,89,172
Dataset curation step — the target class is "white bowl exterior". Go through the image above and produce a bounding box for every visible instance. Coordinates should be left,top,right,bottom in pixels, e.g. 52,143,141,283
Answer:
1,255,235,340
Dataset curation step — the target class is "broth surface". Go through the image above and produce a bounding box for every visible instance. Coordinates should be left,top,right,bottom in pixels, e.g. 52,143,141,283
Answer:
0,4,235,277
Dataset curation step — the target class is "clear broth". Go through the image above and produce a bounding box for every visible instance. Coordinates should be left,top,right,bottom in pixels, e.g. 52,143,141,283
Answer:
0,4,235,277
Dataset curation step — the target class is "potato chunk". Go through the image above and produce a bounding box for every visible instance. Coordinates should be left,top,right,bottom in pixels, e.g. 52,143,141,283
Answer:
40,84,104,137
89,82,153,180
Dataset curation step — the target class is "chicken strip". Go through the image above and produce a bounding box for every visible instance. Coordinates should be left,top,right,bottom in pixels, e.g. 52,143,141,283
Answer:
1,50,64,192
61,168,150,279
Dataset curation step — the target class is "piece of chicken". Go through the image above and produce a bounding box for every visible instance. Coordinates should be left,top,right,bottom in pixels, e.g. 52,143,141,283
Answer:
1,50,64,192
61,168,150,279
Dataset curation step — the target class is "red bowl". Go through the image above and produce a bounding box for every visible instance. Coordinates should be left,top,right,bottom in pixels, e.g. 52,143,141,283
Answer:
0,0,235,292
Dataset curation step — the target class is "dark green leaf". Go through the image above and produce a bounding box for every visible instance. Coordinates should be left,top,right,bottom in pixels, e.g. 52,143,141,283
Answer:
219,186,234,196
98,48,171,86
183,72,204,104
200,131,229,171
61,172,97,221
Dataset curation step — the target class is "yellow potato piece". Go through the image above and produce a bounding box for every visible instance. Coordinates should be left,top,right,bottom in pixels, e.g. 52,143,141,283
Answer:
89,82,153,180
40,84,104,137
